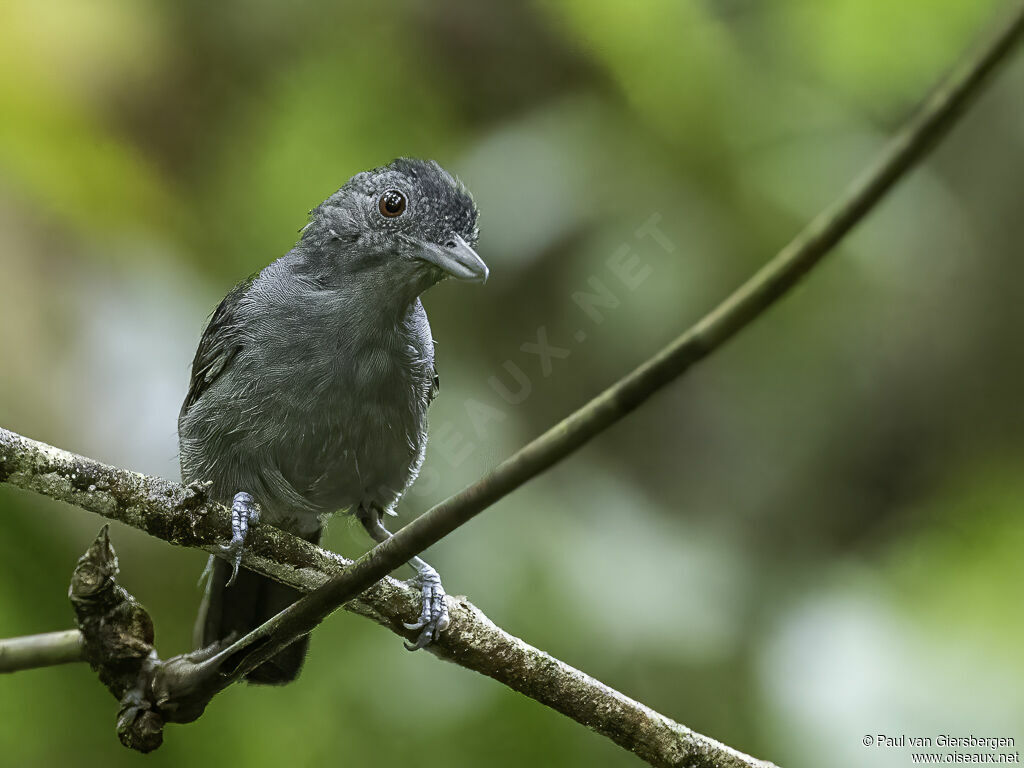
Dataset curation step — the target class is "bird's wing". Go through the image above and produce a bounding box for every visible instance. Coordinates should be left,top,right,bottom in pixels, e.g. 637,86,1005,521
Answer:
180,280,249,419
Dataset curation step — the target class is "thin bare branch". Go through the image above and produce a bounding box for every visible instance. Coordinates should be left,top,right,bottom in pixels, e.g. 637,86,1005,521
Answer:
0,630,84,673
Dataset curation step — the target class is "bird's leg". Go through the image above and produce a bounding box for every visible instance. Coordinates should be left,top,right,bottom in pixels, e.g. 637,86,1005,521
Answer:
356,505,450,651
220,491,260,587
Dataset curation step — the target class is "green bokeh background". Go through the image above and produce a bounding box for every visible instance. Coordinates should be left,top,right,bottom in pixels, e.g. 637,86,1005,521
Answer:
2,2,1023,766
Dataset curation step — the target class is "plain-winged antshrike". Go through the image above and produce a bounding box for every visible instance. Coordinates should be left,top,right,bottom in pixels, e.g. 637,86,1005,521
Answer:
178,158,487,684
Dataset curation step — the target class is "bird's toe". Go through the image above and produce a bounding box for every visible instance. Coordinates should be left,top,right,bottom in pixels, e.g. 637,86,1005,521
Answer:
404,571,450,651
219,539,245,587
219,491,259,588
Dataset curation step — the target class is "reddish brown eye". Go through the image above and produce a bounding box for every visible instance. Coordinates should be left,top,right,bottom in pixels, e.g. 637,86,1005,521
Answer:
378,189,406,217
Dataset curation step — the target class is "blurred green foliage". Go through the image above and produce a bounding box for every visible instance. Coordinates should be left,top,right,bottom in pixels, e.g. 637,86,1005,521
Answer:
1,1,1022,767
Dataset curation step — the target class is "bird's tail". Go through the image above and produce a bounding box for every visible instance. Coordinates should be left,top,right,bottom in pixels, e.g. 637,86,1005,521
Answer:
195,528,321,685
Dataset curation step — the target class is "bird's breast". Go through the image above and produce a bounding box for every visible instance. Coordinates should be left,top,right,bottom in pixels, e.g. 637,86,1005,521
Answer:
268,330,434,514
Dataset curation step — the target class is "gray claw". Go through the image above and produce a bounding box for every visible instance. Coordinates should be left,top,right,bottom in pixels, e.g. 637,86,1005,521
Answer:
220,491,258,588
404,566,450,651
404,629,435,652
220,539,244,587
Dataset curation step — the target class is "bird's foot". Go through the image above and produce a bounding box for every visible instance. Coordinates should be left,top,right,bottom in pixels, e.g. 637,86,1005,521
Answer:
403,563,450,651
220,491,259,587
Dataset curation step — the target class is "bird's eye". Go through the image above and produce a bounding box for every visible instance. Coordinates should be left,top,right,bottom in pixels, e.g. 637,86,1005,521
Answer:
378,189,406,218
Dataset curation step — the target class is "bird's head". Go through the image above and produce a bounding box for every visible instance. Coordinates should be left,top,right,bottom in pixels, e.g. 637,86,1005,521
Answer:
300,158,487,294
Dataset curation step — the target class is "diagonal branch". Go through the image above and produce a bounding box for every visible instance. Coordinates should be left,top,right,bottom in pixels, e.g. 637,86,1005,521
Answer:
0,3,1021,766
195,0,1024,707
0,427,776,767
346,0,1024,592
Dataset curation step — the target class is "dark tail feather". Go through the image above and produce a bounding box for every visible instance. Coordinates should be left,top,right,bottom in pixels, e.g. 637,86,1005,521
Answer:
195,528,321,685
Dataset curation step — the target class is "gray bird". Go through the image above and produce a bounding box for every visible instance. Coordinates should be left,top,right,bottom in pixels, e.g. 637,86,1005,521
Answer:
179,158,486,684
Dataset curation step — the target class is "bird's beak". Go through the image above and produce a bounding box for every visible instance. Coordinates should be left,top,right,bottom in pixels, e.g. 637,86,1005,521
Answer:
415,234,489,283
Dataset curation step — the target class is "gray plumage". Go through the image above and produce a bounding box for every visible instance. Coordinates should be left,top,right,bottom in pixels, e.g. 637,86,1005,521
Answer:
179,158,485,684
